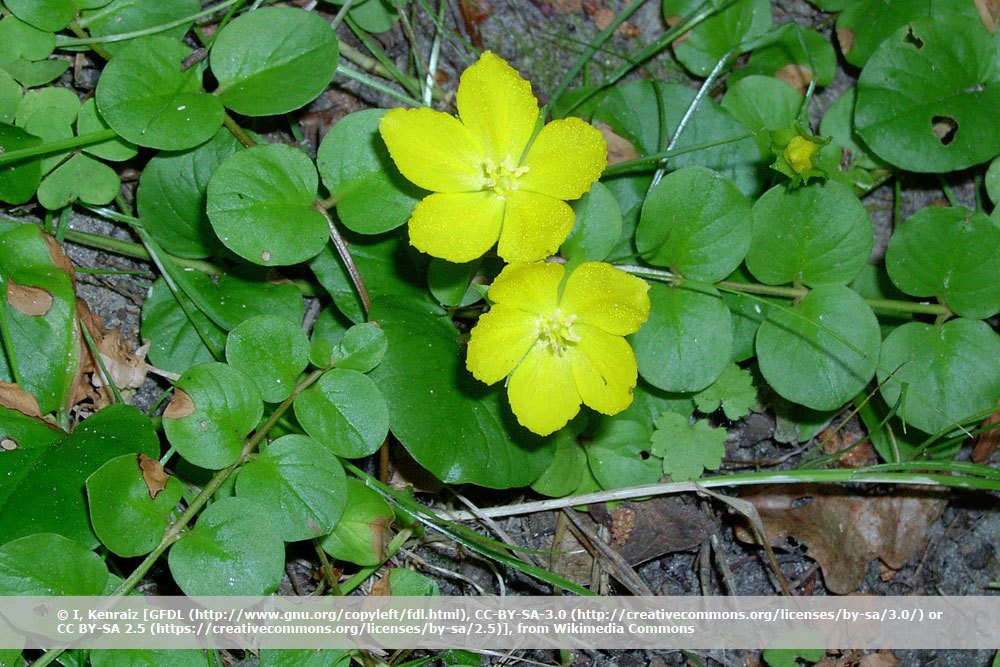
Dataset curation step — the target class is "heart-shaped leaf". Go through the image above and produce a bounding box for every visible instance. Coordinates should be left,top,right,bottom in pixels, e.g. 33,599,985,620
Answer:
36,153,120,210
235,434,348,542
96,36,224,150
293,368,389,458
163,362,264,470
225,315,310,403
207,143,328,266
0,533,107,595
756,285,880,411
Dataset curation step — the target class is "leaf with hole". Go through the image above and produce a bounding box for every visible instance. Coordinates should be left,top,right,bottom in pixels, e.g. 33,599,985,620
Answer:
746,180,872,287
855,13,1000,172
211,7,339,117
0,405,159,548
86,453,184,557
0,533,107,595
756,285,880,411
317,109,421,234
96,36,224,151
878,319,1000,435
207,143,328,266
885,206,1000,320
632,283,733,393
225,315,310,403
369,298,554,488
168,497,284,596
319,479,394,566
662,0,772,77
637,166,752,282
162,362,264,470
294,368,388,458
236,435,348,542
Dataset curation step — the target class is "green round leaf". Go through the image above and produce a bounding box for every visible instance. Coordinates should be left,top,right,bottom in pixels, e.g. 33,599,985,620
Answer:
0,405,158,549
91,650,211,667
77,98,137,162
168,497,284,596
663,0,772,77
878,319,1000,435
0,59,69,87
236,434,347,542
0,70,21,124
317,109,421,234
3,0,75,31
586,419,662,491
0,123,42,205
294,368,388,458
0,533,107,595
885,206,1000,319
137,128,239,259
369,298,555,488
207,143,328,266
382,568,440,596
633,283,733,393
0,15,55,62
319,479,394,566
36,153,120,210
562,181,624,265
756,285,879,411
531,429,588,498
163,362,264,470
83,0,200,56
211,7,339,117
310,321,388,372
344,0,401,33
637,166,752,282
746,180,873,287
86,453,184,557
226,315,310,403
721,75,802,156
96,36,224,150
855,13,1000,172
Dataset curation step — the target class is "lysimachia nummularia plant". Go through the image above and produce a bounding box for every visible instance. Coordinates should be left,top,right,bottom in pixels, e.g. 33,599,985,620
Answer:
1,0,999,637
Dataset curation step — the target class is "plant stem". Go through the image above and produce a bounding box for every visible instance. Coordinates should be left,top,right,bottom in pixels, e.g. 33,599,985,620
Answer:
602,134,753,175
316,203,371,317
0,130,117,167
58,0,242,46
223,114,257,147
617,264,953,316
336,63,425,107
62,228,223,275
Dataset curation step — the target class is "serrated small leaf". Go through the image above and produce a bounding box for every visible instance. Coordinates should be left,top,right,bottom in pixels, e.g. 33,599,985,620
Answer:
207,143,328,266
650,412,726,482
294,368,388,458
319,479,394,566
693,364,757,420
226,315,310,403
163,362,264,470
168,497,284,596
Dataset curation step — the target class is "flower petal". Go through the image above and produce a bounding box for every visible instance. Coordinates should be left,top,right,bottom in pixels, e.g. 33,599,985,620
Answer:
488,261,563,313
507,344,581,436
560,262,650,335
466,304,537,384
408,192,504,262
521,118,608,200
571,324,638,416
456,51,539,164
379,107,485,193
497,191,574,263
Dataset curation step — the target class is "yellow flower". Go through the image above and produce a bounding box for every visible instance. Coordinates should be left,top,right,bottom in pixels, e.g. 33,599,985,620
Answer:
467,261,650,436
378,52,608,264
784,135,820,175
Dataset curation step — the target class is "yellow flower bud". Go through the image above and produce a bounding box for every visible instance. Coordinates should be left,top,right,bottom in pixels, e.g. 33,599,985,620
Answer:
784,135,820,175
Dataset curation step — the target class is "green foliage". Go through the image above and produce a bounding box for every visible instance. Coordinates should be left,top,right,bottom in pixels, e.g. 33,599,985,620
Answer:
83,0,200,55
650,412,726,481
694,363,757,420
226,315,311,403
662,0,772,77
293,368,389,458
0,533,107,595
320,479,394,566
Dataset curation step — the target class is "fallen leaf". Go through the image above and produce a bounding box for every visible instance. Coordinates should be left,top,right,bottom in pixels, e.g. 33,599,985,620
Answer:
6,280,54,316
976,0,1000,32
164,388,196,419
370,515,393,562
739,485,947,594
596,122,640,165
972,400,1000,463
775,64,814,95
591,7,615,30
589,496,715,565
137,453,169,499
43,234,76,280
91,330,149,392
836,28,856,56
0,382,42,418
819,426,877,468
370,572,392,596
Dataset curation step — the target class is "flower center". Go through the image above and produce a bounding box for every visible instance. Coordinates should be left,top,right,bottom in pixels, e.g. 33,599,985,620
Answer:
483,157,530,198
535,308,580,356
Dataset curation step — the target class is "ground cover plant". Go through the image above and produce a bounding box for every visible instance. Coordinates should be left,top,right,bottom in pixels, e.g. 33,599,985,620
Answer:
1,0,999,665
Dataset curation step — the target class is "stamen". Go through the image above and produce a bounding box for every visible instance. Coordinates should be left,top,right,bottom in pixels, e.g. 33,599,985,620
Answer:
535,308,580,356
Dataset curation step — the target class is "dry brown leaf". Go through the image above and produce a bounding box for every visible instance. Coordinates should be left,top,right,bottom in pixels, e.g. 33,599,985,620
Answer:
972,399,1000,463
596,122,640,166
591,7,615,30
589,497,715,565
740,485,946,594
370,573,392,596
819,427,877,468
43,234,75,280
775,64,814,94
137,453,170,500
370,515,393,562
0,382,42,418
91,330,149,392
976,0,1000,32
837,28,856,56
164,389,196,419
551,0,582,13
6,280,54,316
549,522,594,585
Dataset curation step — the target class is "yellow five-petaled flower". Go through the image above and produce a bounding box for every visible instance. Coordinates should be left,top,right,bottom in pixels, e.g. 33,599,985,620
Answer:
466,261,651,436
379,52,608,264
